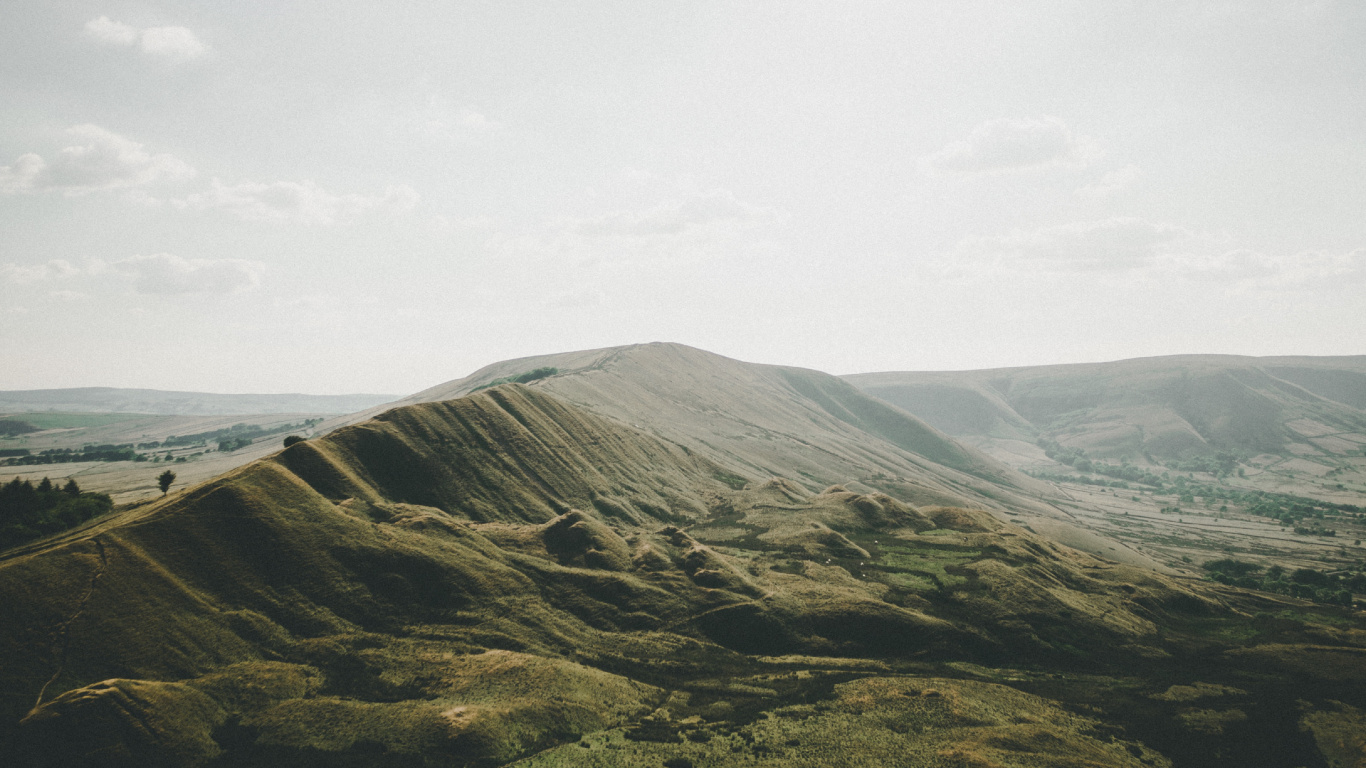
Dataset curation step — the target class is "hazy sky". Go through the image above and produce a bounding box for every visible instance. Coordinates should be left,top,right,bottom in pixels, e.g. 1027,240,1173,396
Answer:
2,1,1363,394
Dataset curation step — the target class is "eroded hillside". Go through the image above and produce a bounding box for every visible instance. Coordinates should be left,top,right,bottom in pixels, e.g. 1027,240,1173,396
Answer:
2,378,1365,767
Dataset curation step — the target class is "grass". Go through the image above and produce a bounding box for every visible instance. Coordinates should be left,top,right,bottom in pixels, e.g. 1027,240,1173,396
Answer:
3,412,147,430
862,542,977,591
5,384,1366,767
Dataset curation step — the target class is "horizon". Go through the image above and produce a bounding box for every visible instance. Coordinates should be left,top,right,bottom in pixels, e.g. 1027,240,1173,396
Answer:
4,2,1364,394
2,342,1364,398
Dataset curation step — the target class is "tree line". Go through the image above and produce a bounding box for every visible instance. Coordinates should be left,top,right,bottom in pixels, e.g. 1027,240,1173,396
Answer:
0,477,113,549
1,445,140,466
1204,558,1362,606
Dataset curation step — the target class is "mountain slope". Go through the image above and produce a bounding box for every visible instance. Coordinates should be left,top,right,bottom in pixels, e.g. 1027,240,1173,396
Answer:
846,354,1366,461
385,343,1056,515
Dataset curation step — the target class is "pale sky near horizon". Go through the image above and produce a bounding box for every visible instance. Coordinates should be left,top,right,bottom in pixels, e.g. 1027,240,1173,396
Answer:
2,1,1363,395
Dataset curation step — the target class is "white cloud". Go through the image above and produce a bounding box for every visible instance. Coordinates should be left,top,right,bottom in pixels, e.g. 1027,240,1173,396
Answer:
138,26,208,59
84,16,137,45
0,153,45,194
0,260,81,284
566,189,786,239
112,254,262,295
921,116,1100,174
0,125,194,196
184,179,419,224
84,17,207,59
1077,164,1143,197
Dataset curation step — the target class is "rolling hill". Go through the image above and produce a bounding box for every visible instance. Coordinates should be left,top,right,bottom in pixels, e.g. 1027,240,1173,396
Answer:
0,388,397,416
845,354,1366,463
2,346,1365,767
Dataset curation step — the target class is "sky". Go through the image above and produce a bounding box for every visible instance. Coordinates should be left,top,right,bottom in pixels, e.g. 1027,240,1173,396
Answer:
1,1,1363,395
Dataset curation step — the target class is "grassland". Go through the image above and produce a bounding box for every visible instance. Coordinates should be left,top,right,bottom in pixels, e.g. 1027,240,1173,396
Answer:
2,381,1365,766
4,346,1366,766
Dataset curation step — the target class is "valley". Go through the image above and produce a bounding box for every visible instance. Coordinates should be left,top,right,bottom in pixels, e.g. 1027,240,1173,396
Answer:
849,355,1366,591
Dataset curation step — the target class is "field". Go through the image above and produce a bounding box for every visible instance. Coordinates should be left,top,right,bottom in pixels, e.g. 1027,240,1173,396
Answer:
0,411,330,502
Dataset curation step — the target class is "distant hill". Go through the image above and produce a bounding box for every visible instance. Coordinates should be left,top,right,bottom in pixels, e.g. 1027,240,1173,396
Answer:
0,387,397,416
845,355,1366,461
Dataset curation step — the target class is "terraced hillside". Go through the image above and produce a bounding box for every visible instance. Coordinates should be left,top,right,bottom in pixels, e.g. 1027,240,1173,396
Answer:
3,362,1365,766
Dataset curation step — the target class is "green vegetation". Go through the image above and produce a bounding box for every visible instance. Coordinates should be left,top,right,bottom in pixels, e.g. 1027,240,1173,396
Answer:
1203,559,1360,605
0,419,39,436
2,444,140,466
159,418,322,449
2,412,144,430
157,469,176,495
1029,451,1363,530
0,477,112,548
712,469,749,490
472,366,560,392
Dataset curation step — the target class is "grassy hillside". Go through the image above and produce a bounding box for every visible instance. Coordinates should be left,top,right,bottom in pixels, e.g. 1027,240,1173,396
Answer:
387,343,1055,517
846,355,1366,462
3,382,1366,766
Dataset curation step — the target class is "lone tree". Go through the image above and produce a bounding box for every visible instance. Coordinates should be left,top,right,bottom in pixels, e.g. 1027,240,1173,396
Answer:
283,435,305,447
157,469,176,495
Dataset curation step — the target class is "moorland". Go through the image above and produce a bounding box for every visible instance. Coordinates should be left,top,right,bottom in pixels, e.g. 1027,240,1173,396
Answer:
2,343,1364,767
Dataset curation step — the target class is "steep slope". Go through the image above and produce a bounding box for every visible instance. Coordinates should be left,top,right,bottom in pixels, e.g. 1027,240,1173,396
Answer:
847,354,1366,461
3,382,1365,767
381,343,1057,516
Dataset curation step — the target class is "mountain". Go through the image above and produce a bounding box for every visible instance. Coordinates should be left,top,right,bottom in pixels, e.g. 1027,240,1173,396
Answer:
2,345,1365,767
381,343,1056,511
0,388,398,416
845,354,1366,461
